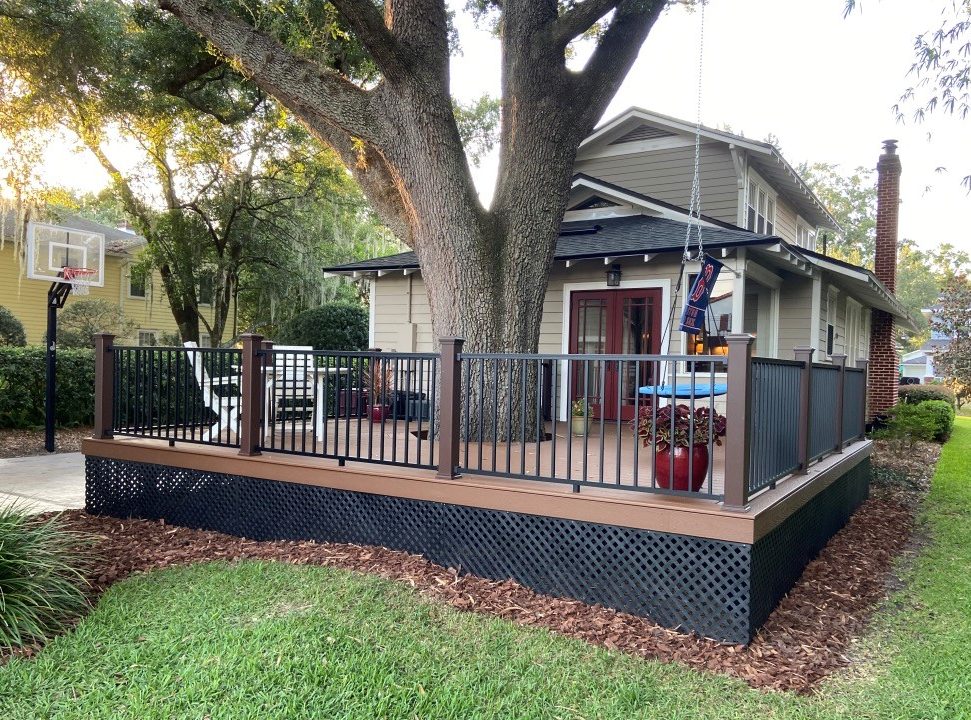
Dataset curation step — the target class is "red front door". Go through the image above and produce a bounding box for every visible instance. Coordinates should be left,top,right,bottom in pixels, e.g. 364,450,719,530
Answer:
569,288,662,421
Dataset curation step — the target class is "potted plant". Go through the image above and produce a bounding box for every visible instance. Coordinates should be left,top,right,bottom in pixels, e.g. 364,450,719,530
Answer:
366,355,395,423
570,398,589,435
633,403,727,492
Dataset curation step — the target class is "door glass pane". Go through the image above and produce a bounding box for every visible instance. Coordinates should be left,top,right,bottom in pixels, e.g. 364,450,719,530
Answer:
575,298,607,408
620,297,655,405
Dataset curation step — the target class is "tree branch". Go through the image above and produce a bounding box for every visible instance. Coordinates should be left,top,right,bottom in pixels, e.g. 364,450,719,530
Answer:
159,0,380,143
553,0,622,48
328,0,407,78
572,0,666,128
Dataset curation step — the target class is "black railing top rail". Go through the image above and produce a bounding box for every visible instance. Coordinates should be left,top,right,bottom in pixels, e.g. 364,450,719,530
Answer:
112,344,241,353
458,352,726,362
260,348,440,360
812,362,842,370
751,357,804,367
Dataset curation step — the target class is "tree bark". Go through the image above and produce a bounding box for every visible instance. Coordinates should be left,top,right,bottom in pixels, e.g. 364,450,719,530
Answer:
160,0,669,434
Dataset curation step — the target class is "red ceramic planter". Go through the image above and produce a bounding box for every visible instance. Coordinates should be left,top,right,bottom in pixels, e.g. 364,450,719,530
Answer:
370,404,389,423
655,444,710,492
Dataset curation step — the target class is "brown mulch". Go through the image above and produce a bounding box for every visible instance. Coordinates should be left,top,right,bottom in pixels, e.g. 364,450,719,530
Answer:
2,440,937,694
0,427,91,458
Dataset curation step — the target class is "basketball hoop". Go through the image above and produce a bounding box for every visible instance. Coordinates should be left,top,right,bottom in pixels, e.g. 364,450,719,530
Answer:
61,267,97,296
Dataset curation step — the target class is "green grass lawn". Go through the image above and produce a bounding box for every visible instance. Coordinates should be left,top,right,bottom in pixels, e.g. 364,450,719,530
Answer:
2,421,971,719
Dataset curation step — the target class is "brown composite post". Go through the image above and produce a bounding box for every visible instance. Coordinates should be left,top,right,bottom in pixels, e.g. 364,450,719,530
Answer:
723,334,754,510
93,333,115,440
793,347,815,474
832,353,847,453
436,337,464,479
238,333,264,457
856,359,869,439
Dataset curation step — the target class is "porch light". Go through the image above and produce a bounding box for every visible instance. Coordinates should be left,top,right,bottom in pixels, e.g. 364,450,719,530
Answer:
606,264,622,287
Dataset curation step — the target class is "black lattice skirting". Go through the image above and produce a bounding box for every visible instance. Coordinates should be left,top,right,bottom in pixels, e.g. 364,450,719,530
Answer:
85,455,870,644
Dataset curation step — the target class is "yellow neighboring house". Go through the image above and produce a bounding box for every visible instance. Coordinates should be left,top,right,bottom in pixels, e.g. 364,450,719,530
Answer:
0,210,222,346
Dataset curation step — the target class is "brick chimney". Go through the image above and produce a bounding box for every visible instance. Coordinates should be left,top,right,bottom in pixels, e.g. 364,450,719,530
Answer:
868,140,902,418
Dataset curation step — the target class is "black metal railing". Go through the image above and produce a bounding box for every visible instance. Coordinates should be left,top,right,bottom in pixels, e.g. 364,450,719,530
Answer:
112,345,242,448
258,348,439,469
95,334,870,509
455,353,728,499
842,367,867,443
748,358,802,495
809,363,840,461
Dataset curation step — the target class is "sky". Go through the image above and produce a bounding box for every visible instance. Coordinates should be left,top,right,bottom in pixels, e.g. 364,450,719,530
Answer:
18,0,971,254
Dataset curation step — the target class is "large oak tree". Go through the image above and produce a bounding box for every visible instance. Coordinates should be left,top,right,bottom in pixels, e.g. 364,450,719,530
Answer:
158,0,675,354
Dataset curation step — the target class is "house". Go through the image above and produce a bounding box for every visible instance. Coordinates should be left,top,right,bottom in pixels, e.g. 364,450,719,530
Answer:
326,108,916,419
82,109,908,645
900,311,950,383
0,210,224,346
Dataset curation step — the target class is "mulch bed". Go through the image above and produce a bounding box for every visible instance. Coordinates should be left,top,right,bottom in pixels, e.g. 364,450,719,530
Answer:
0,427,91,459
3,440,938,694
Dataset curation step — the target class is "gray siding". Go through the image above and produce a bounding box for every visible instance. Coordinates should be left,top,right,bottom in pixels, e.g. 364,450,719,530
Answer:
575,143,739,225
774,196,798,244
777,275,813,359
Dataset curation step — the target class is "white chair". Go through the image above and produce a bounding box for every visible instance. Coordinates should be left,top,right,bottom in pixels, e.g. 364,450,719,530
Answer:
183,341,241,442
264,345,316,432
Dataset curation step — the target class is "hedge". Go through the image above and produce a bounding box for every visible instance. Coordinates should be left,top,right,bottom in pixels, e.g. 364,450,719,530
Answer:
278,303,369,351
0,347,94,429
917,399,956,442
898,384,956,406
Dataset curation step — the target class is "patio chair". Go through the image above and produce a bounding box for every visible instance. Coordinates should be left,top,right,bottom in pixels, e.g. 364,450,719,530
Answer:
183,341,241,442
264,345,316,431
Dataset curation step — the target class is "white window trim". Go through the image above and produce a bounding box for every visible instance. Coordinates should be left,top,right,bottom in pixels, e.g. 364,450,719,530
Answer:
745,169,778,235
126,266,148,300
137,329,160,347
845,297,862,364
558,278,672,421
795,215,817,251
826,287,839,358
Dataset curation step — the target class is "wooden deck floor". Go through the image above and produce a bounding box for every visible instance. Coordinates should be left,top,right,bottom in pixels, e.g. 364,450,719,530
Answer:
259,417,726,495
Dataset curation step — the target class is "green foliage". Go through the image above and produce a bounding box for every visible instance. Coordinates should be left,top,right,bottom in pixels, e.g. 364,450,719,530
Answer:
0,505,88,650
0,347,94,428
875,402,942,445
278,303,368,351
933,274,971,390
0,306,26,347
899,384,957,406
919,399,957,442
58,299,134,350
799,163,876,268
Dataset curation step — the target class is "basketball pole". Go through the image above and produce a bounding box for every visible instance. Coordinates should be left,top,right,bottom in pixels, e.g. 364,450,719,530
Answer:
46,281,72,452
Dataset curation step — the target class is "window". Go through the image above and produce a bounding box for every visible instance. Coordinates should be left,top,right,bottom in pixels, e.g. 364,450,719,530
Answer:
138,330,159,347
845,298,861,363
128,269,146,299
199,333,212,348
796,222,816,250
826,289,838,357
746,178,776,235
198,268,215,306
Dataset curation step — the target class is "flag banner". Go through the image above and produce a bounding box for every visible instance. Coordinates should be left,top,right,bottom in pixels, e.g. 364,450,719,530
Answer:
679,254,724,335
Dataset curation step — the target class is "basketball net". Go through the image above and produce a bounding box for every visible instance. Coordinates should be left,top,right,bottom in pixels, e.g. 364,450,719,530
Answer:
61,267,96,296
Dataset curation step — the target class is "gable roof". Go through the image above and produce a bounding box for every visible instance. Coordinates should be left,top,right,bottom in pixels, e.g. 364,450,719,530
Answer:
569,174,742,230
579,107,840,232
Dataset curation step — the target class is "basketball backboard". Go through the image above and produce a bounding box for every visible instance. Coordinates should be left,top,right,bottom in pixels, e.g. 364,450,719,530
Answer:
25,221,105,287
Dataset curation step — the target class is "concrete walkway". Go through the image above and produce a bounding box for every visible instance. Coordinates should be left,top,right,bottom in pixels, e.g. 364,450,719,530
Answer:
0,453,85,513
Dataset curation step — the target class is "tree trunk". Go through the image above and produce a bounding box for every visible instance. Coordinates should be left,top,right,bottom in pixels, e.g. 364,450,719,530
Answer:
159,264,201,344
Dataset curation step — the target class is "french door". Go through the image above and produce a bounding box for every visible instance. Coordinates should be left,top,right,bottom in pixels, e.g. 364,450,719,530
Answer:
568,288,662,421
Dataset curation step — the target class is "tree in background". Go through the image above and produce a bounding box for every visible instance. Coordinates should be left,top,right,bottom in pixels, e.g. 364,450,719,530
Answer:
0,1,389,345
932,274,971,401
58,299,134,350
845,0,971,189
0,306,26,347
799,163,877,268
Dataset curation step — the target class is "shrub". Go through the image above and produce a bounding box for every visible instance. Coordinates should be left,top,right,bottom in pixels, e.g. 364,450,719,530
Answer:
0,306,26,347
278,303,368,351
0,504,89,649
917,399,956,442
0,347,95,428
898,384,956,407
872,403,938,446
59,299,134,350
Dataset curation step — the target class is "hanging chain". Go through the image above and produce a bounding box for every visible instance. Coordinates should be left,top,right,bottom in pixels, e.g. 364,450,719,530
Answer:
683,0,707,264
